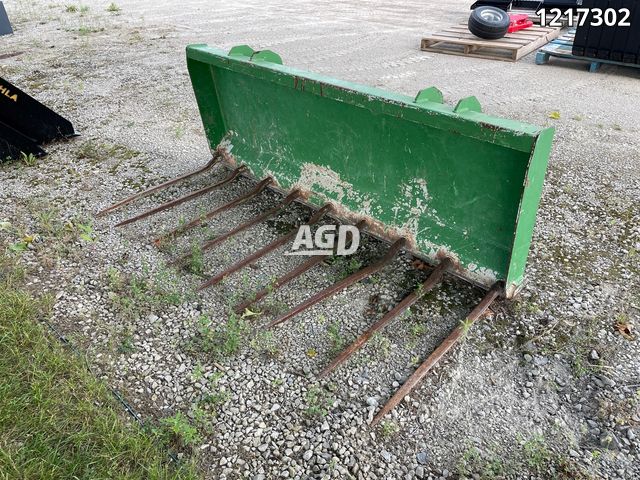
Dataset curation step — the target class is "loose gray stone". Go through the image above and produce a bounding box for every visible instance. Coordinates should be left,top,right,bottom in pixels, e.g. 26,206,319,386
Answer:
416,451,428,465
381,450,391,462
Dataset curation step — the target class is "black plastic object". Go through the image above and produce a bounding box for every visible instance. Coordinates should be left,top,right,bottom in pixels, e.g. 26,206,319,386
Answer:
610,0,633,61
468,6,511,39
0,2,12,36
471,0,513,10
624,1,640,63
586,1,607,59
572,0,594,56
597,0,621,59
610,0,638,64
573,0,639,64
0,77,75,161
471,1,584,10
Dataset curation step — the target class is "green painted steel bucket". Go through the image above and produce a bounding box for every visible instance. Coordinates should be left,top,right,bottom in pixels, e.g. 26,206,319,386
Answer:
186,44,554,297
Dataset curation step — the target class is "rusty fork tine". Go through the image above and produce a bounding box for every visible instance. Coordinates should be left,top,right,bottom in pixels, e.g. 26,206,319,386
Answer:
233,254,329,314
156,177,273,245
197,204,334,291
370,283,502,426
96,156,219,217
233,219,368,315
115,166,246,228
169,189,302,266
267,237,408,330
319,257,452,379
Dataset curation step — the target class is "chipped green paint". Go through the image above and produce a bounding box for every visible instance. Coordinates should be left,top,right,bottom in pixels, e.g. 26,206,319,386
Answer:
186,44,554,297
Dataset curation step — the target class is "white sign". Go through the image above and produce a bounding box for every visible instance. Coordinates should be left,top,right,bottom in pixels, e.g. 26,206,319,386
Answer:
286,225,360,256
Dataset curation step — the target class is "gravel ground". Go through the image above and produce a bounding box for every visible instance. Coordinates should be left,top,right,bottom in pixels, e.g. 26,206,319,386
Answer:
1,1,639,479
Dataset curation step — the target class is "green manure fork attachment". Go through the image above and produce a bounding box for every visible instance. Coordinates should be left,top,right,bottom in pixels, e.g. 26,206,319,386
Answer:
99,44,553,424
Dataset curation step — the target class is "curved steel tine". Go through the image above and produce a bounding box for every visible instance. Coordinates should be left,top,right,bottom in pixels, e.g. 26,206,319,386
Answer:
267,237,408,329
319,257,452,378
370,283,502,426
115,166,245,227
156,177,273,244
96,156,219,217
197,204,334,291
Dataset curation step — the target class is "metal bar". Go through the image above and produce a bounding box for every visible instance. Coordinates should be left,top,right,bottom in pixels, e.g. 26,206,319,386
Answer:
233,254,329,314
168,189,302,265
370,283,502,426
197,204,334,291
96,156,219,217
319,257,452,379
267,238,408,329
115,166,245,227
155,177,273,245
233,219,368,314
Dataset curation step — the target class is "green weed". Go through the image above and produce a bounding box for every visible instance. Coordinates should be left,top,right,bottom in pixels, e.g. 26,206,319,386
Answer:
305,385,333,418
155,412,200,449
195,314,247,359
0,265,199,478
379,420,399,438
20,152,38,166
249,330,280,358
327,321,345,356
186,244,204,276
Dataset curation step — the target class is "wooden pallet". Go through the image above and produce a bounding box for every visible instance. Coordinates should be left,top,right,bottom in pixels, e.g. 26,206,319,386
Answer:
421,22,564,62
536,29,640,73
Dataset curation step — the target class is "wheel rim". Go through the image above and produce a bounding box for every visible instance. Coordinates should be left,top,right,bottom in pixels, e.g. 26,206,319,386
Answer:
479,10,503,23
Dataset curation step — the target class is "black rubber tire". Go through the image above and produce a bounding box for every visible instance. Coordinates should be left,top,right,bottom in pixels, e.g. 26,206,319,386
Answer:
468,6,510,40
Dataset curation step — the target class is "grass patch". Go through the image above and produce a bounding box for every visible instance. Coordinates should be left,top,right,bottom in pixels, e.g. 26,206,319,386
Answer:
2,208,97,264
192,314,248,359
249,330,280,358
327,320,345,357
0,260,199,479
409,320,427,338
522,434,554,475
456,446,509,479
304,385,333,418
107,264,186,320
154,413,200,450
75,140,139,166
20,152,38,166
330,256,363,281
370,332,391,359
456,436,592,479
379,420,400,439
185,244,204,276
76,26,105,35
456,447,513,479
